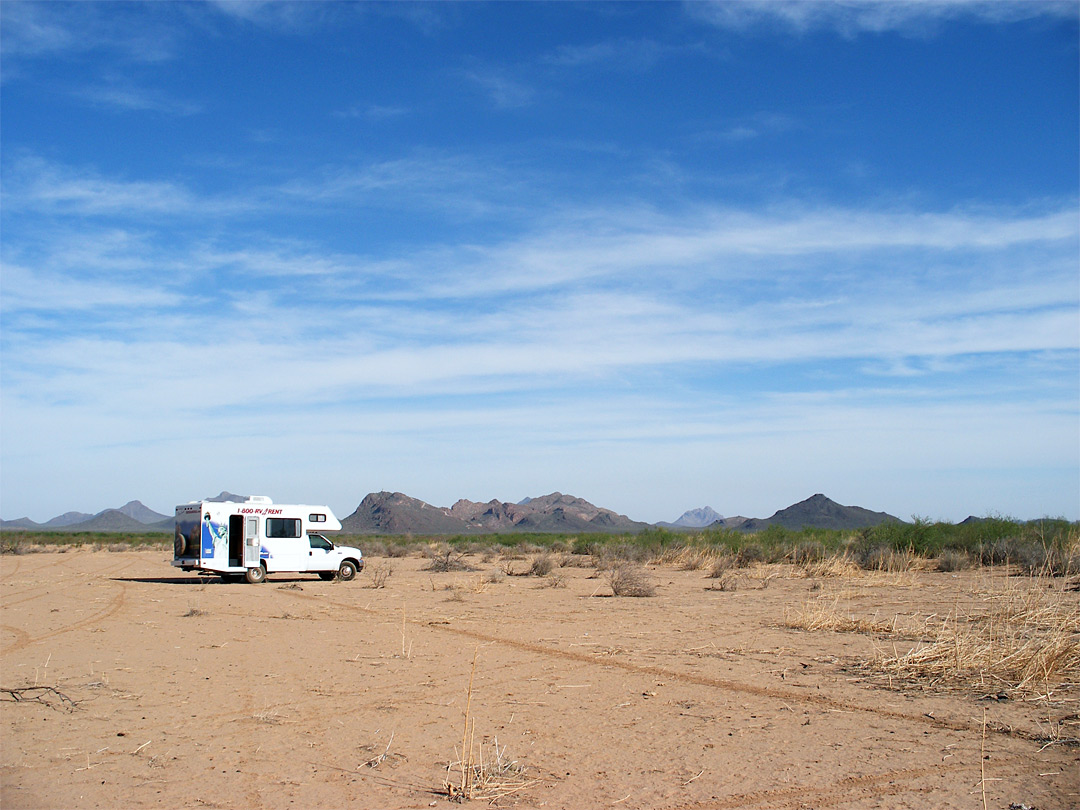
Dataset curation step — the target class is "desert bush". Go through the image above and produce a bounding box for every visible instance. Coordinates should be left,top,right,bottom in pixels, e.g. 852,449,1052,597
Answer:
545,572,567,588
978,537,1020,566
361,539,388,557
0,534,24,555
528,554,556,577
936,550,970,572
735,544,765,567
424,544,476,573
606,563,656,597
369,564,392,588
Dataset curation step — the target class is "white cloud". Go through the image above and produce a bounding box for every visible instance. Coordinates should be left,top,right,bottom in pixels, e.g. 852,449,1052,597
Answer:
75,81,202,116
462,69,535,109
689,0,1078,37
2,156,245,217
0,2,178,61
546,38,667,71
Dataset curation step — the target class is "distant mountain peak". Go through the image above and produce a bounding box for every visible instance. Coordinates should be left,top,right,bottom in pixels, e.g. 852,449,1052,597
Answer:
114,500,169,524
672,506,724,528
738,494,900,532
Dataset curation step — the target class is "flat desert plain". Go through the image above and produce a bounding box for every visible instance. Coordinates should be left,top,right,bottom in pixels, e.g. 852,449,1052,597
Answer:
2,548,1077,809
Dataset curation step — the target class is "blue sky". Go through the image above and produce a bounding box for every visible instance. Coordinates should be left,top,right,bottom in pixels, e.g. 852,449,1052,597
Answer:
1,1,1077,524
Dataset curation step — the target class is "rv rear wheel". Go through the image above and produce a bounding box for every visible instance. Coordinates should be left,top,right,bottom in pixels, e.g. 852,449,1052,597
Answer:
337,561,357,582
245,565,266,584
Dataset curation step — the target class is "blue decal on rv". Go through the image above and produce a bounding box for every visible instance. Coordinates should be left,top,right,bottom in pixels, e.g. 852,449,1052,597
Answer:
202,520,226,558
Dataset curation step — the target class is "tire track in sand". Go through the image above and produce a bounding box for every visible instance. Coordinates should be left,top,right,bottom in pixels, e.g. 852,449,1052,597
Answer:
281,588,1029,742
658,764,965,810
1,581,129,654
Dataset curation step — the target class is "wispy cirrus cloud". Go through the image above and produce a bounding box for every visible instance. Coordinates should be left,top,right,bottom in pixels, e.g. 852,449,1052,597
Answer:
333,103,411,120
688,0,1079,37
0,1,179,62
546,37,667,70
462,68,535,108
75,80,202,116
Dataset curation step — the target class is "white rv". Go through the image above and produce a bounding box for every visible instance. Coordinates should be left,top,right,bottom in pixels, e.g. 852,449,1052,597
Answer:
171,496,363,584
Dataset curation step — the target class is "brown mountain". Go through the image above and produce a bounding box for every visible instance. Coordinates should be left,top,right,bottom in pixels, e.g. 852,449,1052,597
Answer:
341,491,648,535
341,492,470,535
735,494,900,532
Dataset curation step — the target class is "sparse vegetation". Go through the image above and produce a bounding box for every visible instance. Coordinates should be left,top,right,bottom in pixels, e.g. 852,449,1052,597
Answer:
369,563,392,588
606,562,656,597
874,579,1080,694
424,544,476,573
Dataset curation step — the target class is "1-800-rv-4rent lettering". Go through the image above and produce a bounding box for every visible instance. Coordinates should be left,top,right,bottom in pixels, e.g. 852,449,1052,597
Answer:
171,496,364,584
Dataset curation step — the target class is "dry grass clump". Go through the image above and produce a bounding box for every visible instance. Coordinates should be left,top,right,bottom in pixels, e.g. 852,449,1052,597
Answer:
448,650,538,803
860,546,916,572
501,553,558,577
706,554,736,578
875,579,1080,694
801,553,862,579
784,599,895,634
446,737,536,803
606,562,656,597
706,572,739,592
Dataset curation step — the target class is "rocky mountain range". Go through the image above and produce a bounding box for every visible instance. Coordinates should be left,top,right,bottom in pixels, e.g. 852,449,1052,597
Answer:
2,491,903,535
341,491,650,534
1,501,172,533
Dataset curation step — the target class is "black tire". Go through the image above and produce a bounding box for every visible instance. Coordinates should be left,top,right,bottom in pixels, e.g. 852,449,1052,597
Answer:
174,534,187,557
318,572,335,581
337,560,357,582
245,565,266,584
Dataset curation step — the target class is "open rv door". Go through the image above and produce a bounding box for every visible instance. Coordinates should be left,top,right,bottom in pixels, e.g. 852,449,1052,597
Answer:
243,515,261,568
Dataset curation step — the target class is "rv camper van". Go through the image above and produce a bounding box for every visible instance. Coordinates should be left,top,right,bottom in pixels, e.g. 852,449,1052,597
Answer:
172,496,363,584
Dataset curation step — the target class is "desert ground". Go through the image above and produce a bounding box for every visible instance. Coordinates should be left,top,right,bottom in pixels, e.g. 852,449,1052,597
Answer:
2,546,1077,809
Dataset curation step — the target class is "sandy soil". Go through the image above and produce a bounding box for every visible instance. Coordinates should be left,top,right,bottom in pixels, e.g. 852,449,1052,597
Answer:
1,548,1076,809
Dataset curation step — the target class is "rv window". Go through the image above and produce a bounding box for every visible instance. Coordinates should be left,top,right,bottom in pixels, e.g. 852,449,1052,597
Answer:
309,513,326,523
309,534,332,550
265,518,301,538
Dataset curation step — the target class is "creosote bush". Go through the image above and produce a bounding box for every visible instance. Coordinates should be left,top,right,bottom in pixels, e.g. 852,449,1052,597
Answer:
606,563,655,597
528,554,556,577
424,544,476,573
935,549,970,572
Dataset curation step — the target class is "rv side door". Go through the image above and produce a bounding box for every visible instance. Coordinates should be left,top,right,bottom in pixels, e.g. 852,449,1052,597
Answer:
243,516,261,567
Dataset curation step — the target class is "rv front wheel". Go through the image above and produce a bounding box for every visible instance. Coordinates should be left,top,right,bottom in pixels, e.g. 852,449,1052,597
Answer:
337,561,357,582
245,565,266,584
